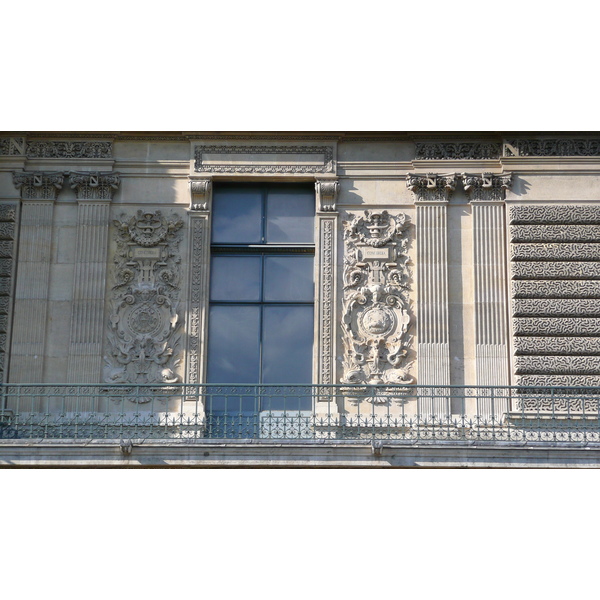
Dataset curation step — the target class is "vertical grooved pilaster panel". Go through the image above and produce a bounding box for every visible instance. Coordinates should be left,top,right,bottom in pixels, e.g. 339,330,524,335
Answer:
66,201,111,383
9,201,54,382
416,202,450,388
472,202,509,401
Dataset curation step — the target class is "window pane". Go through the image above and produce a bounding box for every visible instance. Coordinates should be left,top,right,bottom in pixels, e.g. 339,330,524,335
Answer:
263,255,314,302
207,305,260,383
210,256,261,301
266,189,314,243
262,305,313,384
212,188,262,244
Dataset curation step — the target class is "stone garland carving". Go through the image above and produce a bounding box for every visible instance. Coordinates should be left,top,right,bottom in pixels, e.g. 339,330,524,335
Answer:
504,138,600,157
194,145,334,174
515,355,600,375
513,280,600,299
510,224,600,243
12,171,65,200
341,210,413,392
509,205,600,225
414,142,501,160
406,173,457,202
514,336,600,356
462,173,512,201
512,261,600,280
104,210,184,395
513,317,600,336
513,299,600,317
511,243,600,262
25,141,112,159
0,137,25,156
70,172,120,200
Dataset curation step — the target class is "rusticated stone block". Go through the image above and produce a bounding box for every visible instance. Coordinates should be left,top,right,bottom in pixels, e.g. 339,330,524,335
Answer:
515,355,600,374
514,336,600,356
0,241,14,258
0,297,10,314
0,222,15,240
510,224,600,243
0,259,12,277
0,314,7,333
513,298,600,317
512,280,600,298
514,317,600,336
511,243,600,262
516,374,600,387
509,205,600,225
0,278,11,295
0,205,16,222
511,261,600,280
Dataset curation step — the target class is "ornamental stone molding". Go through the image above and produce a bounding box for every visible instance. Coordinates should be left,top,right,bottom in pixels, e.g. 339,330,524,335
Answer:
12,171,65,200
194,144,335,174
406,173,457,202
503,138,600,157
69,172,120,200
25,140,112,159
0,204,18,384
189,178,212,211
462,172,513,202
340,210,413,393
104,210,184,395
315,178,339,212
415,141,501,160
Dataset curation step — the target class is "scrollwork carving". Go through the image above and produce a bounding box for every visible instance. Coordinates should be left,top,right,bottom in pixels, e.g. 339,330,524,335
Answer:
341,211,413,393
406,173,457,202
104,210,184,397
70,172,120,200
315,179,339,212
415,141,501,160
12,171,65,200
462,172,512,202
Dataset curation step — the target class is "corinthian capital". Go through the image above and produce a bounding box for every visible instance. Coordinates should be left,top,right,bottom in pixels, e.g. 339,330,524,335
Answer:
315,177,339,212
12,171,65,200
70,171,120,200
406,173,458,202
462,172,513,202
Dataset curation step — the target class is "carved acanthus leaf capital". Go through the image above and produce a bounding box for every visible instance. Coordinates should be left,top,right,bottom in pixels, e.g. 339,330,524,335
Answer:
406,173,458,202
315,178,339,212
12,171,66,200
462,172,512,202
70,171,120,200
189,178,212,212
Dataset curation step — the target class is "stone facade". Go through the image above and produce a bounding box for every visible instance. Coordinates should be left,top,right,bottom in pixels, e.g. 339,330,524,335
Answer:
2,132,600,418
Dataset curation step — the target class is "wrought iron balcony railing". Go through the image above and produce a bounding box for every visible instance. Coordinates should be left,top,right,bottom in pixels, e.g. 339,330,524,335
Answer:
1,383,600,443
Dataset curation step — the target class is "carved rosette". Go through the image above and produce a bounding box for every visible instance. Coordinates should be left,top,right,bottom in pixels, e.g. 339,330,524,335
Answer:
104,210,184,398
12,171,65,200
462,172,512,202
70,172,120,200
406,173,457,202
341,211,413,396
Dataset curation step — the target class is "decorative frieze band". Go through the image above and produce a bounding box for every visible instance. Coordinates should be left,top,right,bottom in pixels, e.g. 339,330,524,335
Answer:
504,138,600,157
515,355,600,375
511,243,600,262
513,317,600,336
0,137,25,156
194,145,335,174
512,261,600,280
406,173,457,202
415,141,501,160
25,141,112,159
509,205,600,225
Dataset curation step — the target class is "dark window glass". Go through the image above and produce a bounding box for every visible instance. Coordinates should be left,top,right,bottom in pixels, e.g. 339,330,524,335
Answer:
263,255,313,302
266,188,314,243
210,256,261,302
211,188,262,244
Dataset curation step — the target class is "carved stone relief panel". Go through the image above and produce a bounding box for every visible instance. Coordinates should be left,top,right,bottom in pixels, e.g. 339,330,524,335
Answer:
0,204,18,383
341,210,413,393
104,210,184,396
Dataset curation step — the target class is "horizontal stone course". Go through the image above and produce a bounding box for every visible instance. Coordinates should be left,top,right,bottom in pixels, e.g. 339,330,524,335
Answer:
515,355,600,374
509,205,600,225
510,224,600,242
511,262,600,280
513,317,600,336
513,298,600,317
511,243,600,261
514,336,600,355
512,280,600,298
